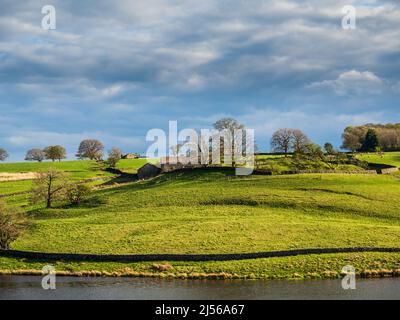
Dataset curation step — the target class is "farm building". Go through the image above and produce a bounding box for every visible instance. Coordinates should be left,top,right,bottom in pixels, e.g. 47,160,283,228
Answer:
160,156,206,172
137,163,161,180
122,153,141,159
137,156,208,180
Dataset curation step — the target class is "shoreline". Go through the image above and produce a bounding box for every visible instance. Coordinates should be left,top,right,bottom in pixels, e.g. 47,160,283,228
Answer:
1,268,400,280
3,251,400,280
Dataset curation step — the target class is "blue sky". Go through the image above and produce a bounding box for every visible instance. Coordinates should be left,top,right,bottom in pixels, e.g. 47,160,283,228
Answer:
0,0,399,161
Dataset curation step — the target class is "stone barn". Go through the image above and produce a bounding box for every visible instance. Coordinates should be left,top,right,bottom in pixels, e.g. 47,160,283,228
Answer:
138,163,161,180
122,153,140,159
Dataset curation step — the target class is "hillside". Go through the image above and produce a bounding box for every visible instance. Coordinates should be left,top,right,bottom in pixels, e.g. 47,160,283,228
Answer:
1,156,400,279
356,152,400,168
0,159,147,204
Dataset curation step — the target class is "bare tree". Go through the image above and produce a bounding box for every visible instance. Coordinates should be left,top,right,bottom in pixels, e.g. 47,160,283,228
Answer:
170,143,183,157
44,145,67,162
107,147,123,168
0,148,9,161
213,117,247,167
271,129,293,156
76,139,104,160
31,169,69,208
292,129,311,153
0,201,27,250
25,148,46,162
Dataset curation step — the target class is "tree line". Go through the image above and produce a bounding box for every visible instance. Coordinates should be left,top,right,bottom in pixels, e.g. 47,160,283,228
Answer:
1,122,399,164
342,123,400,152
0,139,123,166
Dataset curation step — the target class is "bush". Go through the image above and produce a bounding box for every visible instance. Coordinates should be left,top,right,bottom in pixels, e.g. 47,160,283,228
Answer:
66,184,92,205
0,202,27,250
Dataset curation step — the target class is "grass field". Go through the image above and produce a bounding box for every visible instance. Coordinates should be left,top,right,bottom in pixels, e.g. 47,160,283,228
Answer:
0,159,147,178
357,152,400,167
0,159,147,200
255,155,364,172
1,155,400,279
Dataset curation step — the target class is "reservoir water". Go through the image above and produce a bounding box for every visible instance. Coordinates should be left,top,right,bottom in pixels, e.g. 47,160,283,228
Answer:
1,275,400,300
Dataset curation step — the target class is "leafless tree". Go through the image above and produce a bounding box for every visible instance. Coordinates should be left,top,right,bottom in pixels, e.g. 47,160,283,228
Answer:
213,117,248,167
170,143,183,157
271,129,294,156
76,139,104,160
292,129,311,153
107,147,123,168
31,169,69,208
25,148,46,162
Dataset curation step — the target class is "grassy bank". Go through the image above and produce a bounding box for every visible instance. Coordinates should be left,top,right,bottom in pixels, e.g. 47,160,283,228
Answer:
2,252,400,280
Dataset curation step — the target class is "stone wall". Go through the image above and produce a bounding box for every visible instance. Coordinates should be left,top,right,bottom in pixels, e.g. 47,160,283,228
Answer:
2,247,400,262
289,169,378,175
379,167,399,174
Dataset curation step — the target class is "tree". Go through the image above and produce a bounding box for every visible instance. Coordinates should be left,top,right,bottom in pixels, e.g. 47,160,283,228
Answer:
31,169,69,208
361,129,379,152
271,129,293,156
324,143,335,155
76,139,104,160
0,148,9,161
292,129,310,153
66,184,91,205
378,129,399,151
213,117,247,167
25,148,46,162
170,143,183,156
44,145,67,162
304,143,325,160
0,201,27,250
341,126,366,153
107,147,123,168
341,123,400,152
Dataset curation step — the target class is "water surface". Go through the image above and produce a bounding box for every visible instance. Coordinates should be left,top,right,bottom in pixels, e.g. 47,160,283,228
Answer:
1,276,399,300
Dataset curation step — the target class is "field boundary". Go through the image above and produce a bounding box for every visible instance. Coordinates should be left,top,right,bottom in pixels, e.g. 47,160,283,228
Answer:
2,247,400,262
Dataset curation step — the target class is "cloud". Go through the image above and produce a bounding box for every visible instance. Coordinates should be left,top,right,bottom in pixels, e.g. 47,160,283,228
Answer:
308,70,385,95
0,0,399,160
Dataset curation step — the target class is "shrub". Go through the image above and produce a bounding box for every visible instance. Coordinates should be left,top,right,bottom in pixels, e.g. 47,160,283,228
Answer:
152,263,174,271
66,184,92,205
107,148,123,168
0,202,27,250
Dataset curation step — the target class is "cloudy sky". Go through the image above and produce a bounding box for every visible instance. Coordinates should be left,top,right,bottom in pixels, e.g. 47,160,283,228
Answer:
0,0,399,161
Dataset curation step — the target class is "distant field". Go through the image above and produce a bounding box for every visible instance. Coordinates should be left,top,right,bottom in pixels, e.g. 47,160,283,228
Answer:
116,158,148,173
255,155,363,172
357,152,400,167
0,160,111,180
0,159,148,203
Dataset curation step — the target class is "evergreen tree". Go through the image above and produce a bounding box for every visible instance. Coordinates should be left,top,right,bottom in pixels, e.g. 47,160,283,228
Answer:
362,129,379,152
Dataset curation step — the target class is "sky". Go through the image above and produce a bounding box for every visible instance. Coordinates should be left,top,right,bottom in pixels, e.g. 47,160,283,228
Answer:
0,0,399,161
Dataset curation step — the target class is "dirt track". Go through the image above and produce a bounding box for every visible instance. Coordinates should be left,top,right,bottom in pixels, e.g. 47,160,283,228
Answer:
0,172,37,181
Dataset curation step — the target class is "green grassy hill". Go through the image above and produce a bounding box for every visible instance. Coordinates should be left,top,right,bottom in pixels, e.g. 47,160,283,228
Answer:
0,159,147,200
357,152,400,167
255,155,364,172
1,156,400,279
0,159,147,177
12,169,400,254
1,167,400,279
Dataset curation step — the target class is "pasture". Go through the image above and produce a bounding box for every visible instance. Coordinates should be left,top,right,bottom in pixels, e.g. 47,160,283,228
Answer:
1,154,400,279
